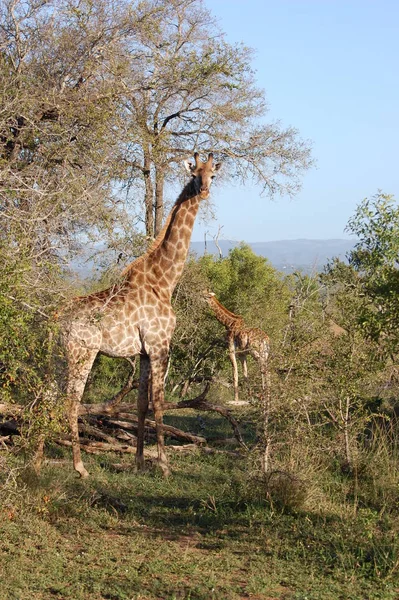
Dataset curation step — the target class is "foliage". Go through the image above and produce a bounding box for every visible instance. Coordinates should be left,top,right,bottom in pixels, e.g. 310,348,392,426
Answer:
167,244,291,396
200,243,291,336
2,189,399,596
1,1,399,589
169,256,222,394
347,193,399,353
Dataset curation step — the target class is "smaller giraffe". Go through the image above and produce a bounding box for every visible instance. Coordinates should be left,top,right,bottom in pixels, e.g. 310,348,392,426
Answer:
204,292,270,402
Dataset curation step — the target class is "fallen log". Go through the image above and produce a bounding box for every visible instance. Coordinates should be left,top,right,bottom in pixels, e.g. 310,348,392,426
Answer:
114,430,136,443
0,382,246,453
79,384,246,448
84,412,207,446
78,422,132,446
57,439,136,454
79,402,137,416
165,383,248,450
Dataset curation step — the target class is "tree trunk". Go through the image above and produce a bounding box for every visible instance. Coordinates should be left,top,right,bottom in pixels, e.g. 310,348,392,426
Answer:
154,165,164,236
143,149,154,237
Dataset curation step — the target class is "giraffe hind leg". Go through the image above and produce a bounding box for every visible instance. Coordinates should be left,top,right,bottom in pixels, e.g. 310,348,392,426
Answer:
150,353,171,477
228,339,240,402
136,354,150,472
67,348,98,478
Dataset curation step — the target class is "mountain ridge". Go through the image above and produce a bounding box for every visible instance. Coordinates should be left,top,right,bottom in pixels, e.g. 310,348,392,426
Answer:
190,238,357,273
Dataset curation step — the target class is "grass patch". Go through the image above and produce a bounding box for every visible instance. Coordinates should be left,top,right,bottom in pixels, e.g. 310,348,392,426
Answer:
1,422,399,599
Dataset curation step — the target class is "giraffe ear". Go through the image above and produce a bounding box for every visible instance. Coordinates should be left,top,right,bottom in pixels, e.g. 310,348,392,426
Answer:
213,162,222,172
184,159,195,173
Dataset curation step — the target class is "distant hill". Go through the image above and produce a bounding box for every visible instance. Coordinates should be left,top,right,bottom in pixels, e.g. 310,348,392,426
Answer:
190,239,357,273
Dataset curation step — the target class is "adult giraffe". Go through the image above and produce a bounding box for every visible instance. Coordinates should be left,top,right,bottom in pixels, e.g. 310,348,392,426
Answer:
56,153,221,478
204,292,270,403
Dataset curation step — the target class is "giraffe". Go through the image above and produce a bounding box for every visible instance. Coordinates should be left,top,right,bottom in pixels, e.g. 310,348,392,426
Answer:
204,292,270,403
51,153,222,478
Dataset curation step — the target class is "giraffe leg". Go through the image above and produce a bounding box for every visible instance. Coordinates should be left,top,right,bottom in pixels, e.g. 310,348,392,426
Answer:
150,352,170,477
67,349,98,478
248,349,263,400
228,337,239,402
238,354,250,398
241,356,248,381
136,354,150,471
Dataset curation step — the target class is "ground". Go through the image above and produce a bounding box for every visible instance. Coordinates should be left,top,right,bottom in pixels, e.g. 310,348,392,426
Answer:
0,413,398,600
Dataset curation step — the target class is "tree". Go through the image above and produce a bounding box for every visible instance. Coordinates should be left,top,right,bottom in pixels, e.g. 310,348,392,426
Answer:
316,193,399,471
326,193,399,355
0,0,151,414
0,0,311,424
1,0,313,267
116,0,313,237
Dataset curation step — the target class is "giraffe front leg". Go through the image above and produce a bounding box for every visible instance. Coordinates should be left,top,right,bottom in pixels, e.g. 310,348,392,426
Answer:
67,348,98,478
228,337,240,402
136,354,150,472
150,353,170,477
68,399,89,479
239,354,251,399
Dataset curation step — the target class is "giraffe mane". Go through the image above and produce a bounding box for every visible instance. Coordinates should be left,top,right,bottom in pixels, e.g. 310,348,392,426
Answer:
121,179,197,277
211,295,242,320
121,207,176,276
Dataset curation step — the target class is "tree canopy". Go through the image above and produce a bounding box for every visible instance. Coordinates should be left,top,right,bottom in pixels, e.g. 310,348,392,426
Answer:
1,0,313,259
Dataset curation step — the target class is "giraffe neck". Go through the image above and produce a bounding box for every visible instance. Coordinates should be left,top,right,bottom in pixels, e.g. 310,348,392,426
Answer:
125,179,201,296
207,296,243,330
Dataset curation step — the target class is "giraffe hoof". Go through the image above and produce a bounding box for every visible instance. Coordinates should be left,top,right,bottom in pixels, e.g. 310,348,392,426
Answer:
159,463,171,478
75,463,90,478
135,457,146,472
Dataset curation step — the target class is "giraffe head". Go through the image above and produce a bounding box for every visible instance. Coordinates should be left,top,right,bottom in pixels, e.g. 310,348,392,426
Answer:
202,289,216,302
184,152,222,199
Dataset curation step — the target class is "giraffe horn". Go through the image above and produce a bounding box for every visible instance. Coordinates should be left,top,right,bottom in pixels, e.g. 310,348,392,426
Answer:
206,152,214,165
193,152,201,167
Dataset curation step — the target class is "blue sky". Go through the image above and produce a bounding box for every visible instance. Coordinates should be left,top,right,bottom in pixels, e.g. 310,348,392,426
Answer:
192,0,399,242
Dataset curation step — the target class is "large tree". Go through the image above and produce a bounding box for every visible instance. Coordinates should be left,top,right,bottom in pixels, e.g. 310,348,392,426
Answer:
0,0,139,407
0,0,146,296
114,0,313,236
